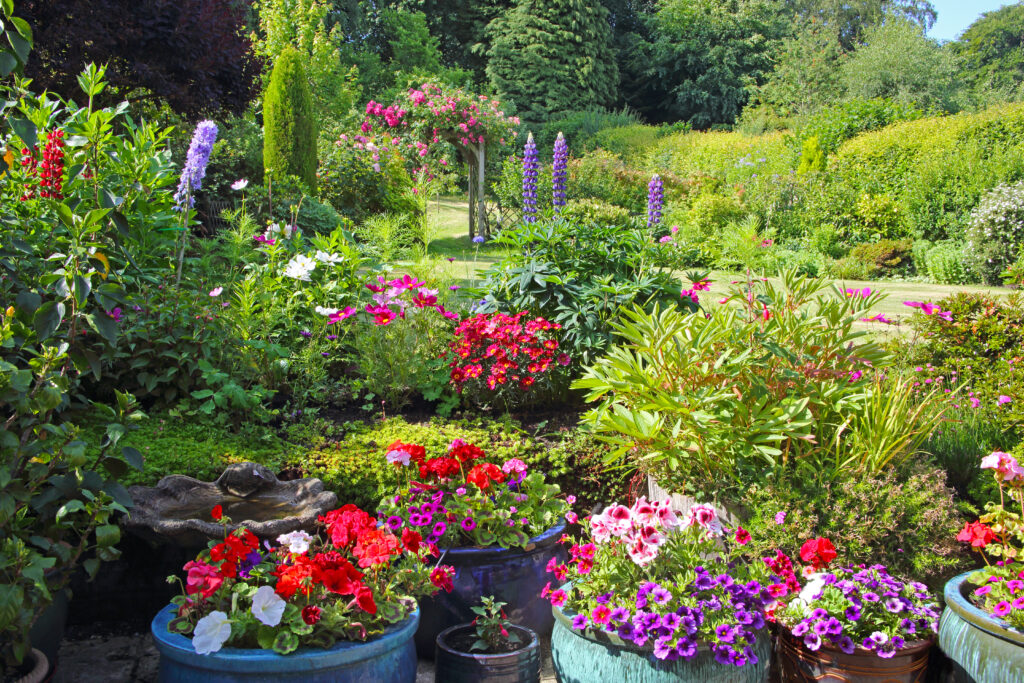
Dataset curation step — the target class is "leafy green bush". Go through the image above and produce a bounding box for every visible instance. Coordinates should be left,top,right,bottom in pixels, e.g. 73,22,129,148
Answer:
686,191,749,241
925,241,974,284
569,149,695,214
740,464,968,589
965,180,1024,284
275,196,344,235
853,192,905,240
796,135,826,174
477,218,693,369
317,140,417,222
591,124,661,160
535,107,642,151
204,114,264,200
263,47,318,190
559,198,630,226
575,272,945,502
844,238,915,278
493,153,553,213
793,97,927,156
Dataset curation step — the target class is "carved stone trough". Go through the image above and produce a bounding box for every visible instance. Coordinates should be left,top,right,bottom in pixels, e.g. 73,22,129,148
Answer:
124,462,337,548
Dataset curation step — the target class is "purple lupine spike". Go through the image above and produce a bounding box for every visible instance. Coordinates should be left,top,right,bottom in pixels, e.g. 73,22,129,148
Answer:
552,131,568,212
647,174,663,229
522,132,539,223
174,120,218,211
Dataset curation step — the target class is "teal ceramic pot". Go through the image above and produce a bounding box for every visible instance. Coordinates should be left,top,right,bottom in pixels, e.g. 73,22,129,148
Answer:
435,623,540,683
939,571,1024,683
150,604,418,683
550,602,770,683
415,521,566,658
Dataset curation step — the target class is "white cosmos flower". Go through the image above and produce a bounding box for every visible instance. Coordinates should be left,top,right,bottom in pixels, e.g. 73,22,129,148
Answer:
283,255,317,281
192,611,232,655
276,530,312,554
314,250,343,264
315,305,340,316
250,585,286,627
231,179,249,191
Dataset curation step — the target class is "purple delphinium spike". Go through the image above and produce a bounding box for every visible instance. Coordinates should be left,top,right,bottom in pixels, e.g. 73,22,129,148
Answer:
647,174,663,229
174,120,218,211
552,131,568,212
522,132,539,223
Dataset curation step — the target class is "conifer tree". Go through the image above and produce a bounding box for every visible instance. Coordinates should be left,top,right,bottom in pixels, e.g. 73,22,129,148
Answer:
263,47,318,190
485,0,619,124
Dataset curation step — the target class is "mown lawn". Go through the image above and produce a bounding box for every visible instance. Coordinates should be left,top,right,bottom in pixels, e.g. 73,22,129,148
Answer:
420,197,1008,332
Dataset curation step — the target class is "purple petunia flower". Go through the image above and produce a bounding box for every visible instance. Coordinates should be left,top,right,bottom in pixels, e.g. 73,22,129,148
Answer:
650,586,672,605
863,592,880,602
461,517,476,531
791,622,810,637
386,515,403,531
994,601,1013,617
804,632,822,651
845,605,862,621
885,597,904,613
432,521,447,537
836,635,855,654
571,614,588,630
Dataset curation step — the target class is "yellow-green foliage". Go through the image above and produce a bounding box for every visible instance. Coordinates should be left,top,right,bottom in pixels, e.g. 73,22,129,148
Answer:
796,136,826,174
646,130,791,187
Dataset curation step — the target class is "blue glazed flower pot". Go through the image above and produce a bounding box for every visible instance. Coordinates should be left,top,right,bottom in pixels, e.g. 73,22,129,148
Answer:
550,601,770,683
938,571,1024,683
151,604,418,683
435,623,541,683
415,521,566,659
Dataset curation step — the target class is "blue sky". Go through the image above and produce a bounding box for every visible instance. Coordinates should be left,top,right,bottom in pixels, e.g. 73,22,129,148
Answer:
928,1,1018,41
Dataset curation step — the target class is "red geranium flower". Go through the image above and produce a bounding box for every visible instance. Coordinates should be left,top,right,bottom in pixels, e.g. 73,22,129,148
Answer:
211,505,223,521
466,463,505,490
354,585,377,614
799,537,837,570
402,528,422,553
957,521,997,548
321,504,376,548
352,528,402,568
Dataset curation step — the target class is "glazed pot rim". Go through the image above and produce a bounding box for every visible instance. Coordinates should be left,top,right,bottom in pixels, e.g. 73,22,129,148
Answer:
435,623,539,659
435,520,565,561
778,622,935,657
150,604,419,673
944,570,1024,646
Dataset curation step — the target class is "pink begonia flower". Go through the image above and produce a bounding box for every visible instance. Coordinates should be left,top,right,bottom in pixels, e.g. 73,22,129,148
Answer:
980,451,1024,482
209,287,223,297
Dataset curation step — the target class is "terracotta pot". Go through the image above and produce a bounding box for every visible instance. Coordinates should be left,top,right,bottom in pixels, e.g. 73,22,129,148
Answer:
776,627,933,682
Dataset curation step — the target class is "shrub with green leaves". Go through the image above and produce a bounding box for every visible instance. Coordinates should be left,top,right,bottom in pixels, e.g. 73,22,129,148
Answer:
568,149,694,214
925,241,974,284
559,198,630,226
739,464,968,589
574,271,945,502
793,98,927,156
965,180,1024,284
263,47,318,190
843,238,915,278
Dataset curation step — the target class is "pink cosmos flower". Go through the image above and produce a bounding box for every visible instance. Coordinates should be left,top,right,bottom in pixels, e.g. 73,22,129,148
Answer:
860,313,893,324
209,287,223,297
844,287,871,298
998,395,1013,405
326,307,356,325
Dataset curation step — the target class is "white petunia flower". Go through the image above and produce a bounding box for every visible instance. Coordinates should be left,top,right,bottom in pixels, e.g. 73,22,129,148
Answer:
192,611,232,655
283,255,317,281
250,585,286,627
276,530,312,554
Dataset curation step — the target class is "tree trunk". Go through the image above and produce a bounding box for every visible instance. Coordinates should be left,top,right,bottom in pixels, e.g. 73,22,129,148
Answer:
467,162,476,240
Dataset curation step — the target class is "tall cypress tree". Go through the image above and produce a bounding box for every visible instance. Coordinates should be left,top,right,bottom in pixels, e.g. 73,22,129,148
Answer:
263,47,318,191
485,0,619,124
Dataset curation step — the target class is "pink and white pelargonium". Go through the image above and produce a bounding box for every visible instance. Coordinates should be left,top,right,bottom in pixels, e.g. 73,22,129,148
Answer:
590,497,693,567
980,451,1024,483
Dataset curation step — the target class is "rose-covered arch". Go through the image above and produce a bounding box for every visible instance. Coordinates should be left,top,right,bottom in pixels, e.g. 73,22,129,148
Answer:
361,81,519,239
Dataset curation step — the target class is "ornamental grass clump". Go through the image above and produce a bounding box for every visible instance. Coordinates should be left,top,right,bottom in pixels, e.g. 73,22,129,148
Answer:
957,450,1024,628
168,505,454,655
548,498,773,667
773,550,940,658
377,439,570,549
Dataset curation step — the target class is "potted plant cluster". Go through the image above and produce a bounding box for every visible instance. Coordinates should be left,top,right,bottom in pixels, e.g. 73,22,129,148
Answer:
770,538,940,682
376,438,570,657
547,497,773,682
151,504,455,682
435,595,540,683
939,450,1024,683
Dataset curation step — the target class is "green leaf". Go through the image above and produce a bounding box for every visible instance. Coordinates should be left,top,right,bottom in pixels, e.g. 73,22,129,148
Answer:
82,558,101,579
15,289,41,314
86,312,118,346
272,631,299,654
95,524,120,548
8,114,35,148
121,446,144,471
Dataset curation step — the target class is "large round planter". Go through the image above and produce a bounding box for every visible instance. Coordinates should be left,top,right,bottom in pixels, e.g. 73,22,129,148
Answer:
938,570,1024,683
150,604,418,683
550,602,770,683
435,623,540,683
776,626,932,682
415,521,566,658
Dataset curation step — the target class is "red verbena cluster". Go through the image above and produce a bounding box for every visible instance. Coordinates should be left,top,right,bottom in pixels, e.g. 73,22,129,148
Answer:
448,311,569,392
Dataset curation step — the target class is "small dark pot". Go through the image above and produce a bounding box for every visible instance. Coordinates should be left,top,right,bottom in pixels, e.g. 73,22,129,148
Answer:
28,582,68,679
777,627,933,682
415,521,566,658
435,624,540,683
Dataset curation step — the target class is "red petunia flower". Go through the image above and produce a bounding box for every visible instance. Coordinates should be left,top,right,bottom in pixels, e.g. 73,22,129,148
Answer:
799,537,837,570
